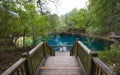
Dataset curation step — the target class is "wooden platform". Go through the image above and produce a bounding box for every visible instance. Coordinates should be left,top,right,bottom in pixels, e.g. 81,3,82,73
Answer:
39,52,83,75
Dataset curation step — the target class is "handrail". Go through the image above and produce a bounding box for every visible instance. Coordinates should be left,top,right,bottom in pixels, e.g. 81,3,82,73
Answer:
78,41,91,54
2,41,55,75
70,39,117,75
2,58,26,75
45,42,55,56
92,57,116,75
70,43,77,55
29,42,44,56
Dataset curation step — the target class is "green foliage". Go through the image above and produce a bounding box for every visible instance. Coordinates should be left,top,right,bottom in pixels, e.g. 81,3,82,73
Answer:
68,9,86,29
46,14,68,33
62,8,99,34
98,50,117,64
88,0,120,33
97,44,120,73
56,17,68,33
62,8,78,28
63,0,120,34
0,0,60,47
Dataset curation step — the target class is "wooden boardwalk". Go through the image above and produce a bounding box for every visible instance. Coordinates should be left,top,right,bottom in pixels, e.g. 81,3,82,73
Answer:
39,52,83,75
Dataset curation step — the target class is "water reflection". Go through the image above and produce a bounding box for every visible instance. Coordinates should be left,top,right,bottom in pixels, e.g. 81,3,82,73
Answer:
47,34,111,51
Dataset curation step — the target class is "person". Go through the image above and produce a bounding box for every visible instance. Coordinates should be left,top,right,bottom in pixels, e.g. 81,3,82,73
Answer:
59,42,67,52
60,45,64,52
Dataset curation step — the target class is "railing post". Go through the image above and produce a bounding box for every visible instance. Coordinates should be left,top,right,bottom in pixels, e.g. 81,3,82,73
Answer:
70,46,73,56
42,40,47,59
90,51,98,75
22,52,34,75
50,47,54,56
49,46,52,55
76,38,79,56
47,43,53,56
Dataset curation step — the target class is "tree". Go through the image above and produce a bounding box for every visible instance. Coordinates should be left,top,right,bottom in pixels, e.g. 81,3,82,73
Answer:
63,8,90,33
0,0,60,47
88,0,120,33
37,0,59,14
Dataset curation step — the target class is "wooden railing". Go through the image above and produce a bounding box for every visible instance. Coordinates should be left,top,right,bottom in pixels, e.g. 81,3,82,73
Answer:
70,39,117,75
2,41,55,75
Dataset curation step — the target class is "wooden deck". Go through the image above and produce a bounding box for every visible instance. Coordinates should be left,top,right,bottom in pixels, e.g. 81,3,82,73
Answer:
39,52,83,75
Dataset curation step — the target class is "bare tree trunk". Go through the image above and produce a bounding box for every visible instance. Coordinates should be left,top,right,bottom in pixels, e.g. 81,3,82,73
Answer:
23,26,26,48
32,25,36,46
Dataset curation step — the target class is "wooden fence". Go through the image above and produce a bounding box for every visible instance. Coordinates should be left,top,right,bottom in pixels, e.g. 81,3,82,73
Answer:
2,41,55,75
70,39,117,75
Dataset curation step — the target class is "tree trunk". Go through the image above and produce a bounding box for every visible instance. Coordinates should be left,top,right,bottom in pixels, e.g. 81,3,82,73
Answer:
23,26,26,48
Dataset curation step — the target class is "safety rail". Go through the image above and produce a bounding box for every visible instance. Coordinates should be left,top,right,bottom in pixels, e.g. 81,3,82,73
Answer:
45,43,55,56
1,58,27,75
70,43,77,55
70,39,117,75
2,41,55,75
92,57,116,75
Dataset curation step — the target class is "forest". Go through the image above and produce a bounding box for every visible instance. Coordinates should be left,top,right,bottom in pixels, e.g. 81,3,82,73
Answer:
0,0,120,74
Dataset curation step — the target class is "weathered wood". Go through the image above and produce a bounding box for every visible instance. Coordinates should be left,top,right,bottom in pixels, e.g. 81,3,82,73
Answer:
77,41,92,75
92,57,116,75
2,58,26,75
22,52,34,75
39,52,83,75
46,42,55,56
70,40,117,75
2,41,55,75
70,43,77,56
77,41,91,54
2,40,116,75
29,42,44,57
43,41,47,59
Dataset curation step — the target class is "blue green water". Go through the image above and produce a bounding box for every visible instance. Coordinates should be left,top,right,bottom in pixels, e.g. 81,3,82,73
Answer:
47,34,111,51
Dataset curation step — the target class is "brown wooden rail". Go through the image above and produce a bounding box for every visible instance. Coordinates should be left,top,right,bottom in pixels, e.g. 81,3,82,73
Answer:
2,41,55,75
70,39,117,75
92,57,116,75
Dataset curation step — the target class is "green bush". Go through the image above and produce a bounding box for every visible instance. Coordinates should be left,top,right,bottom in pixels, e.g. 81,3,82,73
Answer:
97,43,120,73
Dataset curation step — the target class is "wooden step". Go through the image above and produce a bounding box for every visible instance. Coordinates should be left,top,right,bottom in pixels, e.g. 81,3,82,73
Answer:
55,52,70,56
40,66,80,70
40,69,81,75
44,56,79,67
39,52,82,75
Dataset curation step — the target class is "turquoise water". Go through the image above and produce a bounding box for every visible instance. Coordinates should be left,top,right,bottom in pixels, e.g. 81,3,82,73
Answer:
47,34,111,51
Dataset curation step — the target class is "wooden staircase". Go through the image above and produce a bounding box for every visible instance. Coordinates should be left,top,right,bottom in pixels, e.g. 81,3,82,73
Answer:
39,52,82,75
2,41,117,75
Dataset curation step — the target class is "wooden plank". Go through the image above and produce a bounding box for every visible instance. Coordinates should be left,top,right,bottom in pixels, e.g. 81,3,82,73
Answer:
40,69,81,75
40,66,80,70
39,52,83,75
55,51,70,56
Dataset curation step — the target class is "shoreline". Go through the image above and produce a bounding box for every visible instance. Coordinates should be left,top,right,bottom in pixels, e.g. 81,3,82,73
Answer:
60,32,118,43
